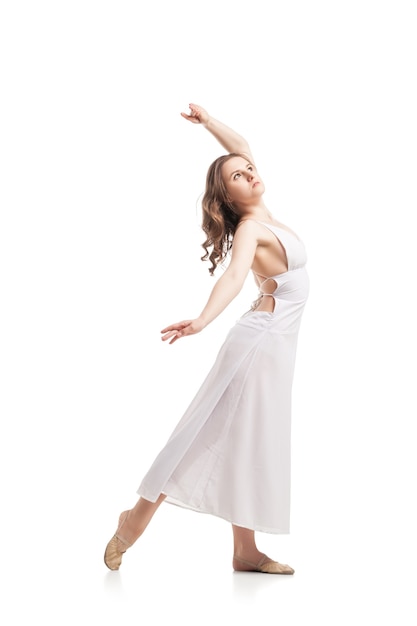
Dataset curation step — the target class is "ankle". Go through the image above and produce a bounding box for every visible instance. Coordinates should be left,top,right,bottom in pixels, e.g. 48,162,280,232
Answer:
115,510,144,546
233,547,264,562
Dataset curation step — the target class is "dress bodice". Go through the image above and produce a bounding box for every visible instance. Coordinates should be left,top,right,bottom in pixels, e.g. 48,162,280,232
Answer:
248,221,309,313
258,221,307,272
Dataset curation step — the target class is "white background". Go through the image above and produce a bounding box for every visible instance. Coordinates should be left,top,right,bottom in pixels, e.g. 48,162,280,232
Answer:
1,1,416,624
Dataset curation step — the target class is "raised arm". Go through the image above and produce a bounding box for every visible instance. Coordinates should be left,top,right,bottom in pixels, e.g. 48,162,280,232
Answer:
181,103,255,163
161,221,259,344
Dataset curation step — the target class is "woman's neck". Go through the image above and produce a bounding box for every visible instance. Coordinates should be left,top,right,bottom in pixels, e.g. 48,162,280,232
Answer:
239,204,273,222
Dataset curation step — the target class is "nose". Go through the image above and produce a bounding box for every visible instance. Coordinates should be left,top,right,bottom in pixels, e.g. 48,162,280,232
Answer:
246,171,253,181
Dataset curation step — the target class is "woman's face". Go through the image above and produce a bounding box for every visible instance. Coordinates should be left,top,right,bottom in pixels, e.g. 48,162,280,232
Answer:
221,156,265,207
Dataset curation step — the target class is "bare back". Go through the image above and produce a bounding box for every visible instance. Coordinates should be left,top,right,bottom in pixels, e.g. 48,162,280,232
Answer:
249,220,300,312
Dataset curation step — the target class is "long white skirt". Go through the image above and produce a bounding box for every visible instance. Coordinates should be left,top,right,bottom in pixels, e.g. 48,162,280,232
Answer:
137,266,309,533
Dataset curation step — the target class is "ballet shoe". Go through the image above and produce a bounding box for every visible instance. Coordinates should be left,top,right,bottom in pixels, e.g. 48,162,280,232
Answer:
233,555,295,575
104,511,132,571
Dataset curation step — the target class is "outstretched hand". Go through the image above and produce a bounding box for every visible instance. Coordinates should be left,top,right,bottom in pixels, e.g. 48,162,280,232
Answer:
161,318,206,344
180,103,209,125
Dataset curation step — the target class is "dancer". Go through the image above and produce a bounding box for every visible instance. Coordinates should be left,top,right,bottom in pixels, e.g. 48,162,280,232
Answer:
104,103,309,574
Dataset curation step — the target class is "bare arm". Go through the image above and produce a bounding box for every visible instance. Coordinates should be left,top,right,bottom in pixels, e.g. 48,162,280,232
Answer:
161,221,259,344
181,103,255,163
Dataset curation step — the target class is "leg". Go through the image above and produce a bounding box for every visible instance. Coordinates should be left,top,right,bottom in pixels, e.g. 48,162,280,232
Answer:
104,494,166,570
120,493,167,544
232,525,264,566
232,524,294,575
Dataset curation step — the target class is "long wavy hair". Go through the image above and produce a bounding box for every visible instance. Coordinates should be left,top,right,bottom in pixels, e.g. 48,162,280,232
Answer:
201,153,248,275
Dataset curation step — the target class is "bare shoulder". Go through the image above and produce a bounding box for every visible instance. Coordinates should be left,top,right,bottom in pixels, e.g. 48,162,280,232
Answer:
236,218,259,231
235,219,272,241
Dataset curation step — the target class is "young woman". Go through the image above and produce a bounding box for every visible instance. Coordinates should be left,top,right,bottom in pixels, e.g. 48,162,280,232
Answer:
104,104,309,575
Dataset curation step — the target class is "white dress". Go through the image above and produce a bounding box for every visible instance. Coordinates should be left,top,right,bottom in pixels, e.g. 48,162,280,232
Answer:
137,222,309,533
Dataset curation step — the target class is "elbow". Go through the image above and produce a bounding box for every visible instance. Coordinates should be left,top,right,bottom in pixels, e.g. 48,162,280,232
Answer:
238,141,251,156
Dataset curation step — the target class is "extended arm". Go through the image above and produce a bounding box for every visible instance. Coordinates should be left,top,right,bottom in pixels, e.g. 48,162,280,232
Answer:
161,221,259,344
181,103,254,162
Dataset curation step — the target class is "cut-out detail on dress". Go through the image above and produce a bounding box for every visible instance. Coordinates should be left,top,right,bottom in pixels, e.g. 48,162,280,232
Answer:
250,277,278,312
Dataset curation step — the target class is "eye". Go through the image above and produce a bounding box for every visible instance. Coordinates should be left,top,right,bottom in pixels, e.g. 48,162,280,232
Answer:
233,172,241,180
247,165,253,171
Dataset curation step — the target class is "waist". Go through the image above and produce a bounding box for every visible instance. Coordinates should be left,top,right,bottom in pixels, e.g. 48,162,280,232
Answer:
253,267,309,309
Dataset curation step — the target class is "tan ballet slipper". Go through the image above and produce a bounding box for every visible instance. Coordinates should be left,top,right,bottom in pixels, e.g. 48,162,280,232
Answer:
233,555,295,575
104,511,132,571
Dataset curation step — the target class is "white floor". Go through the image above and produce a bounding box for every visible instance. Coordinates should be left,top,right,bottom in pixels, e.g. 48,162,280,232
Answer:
3,453,416,626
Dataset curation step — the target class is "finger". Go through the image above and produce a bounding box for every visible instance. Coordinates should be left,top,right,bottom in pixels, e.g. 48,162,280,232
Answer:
180,113,199,124
161,330,178,342
161,324,188,339
161,321,190,333
167,330,184,345
160,323,182,333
